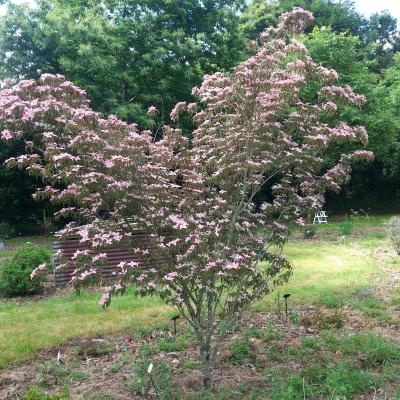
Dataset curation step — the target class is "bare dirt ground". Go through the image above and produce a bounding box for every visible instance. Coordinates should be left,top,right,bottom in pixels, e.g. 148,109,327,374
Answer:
1,301,399,400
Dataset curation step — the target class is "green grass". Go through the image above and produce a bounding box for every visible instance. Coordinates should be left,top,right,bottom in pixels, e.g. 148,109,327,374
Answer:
0,235,383,368
256,240,376,309
0,248,22,258
4,236,55,247
392,287,400,306
0,288,169,368
339,332,400,366
265,330,400,400
0,236,54,259
139,331,192,356
311,214,391,232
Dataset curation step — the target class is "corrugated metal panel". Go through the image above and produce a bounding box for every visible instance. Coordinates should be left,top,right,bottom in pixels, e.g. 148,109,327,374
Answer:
53,232,172,287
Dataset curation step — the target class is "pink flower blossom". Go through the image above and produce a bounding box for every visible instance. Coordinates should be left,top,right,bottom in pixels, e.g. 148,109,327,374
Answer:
296,217,305,226
92,253,107,262
164,272,179,281
30,263,48,280
169,215,188,230
147,106,158,116
99,292,111,308
1,130,13,141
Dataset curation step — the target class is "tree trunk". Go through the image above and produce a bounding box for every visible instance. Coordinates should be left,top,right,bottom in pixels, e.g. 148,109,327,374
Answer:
200,344,212,389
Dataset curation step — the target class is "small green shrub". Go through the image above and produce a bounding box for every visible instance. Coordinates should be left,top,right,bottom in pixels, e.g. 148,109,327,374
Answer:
324,361,375,396
0,246,52,297
0,222,15,239
387,216,400,254
340,333,400,366
317,292,345,308
129,359,177,399
230,336,250,364
339,219,353,236
22,387,69,400
303,225,316,239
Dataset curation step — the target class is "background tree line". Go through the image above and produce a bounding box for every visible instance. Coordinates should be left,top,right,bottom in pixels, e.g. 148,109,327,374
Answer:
0,0,399,232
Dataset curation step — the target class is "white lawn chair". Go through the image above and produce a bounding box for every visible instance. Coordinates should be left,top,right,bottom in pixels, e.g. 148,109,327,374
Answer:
313,211,328,224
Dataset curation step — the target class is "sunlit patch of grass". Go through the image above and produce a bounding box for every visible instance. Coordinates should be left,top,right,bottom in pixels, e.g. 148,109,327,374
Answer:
256,241,376,309
0,249,21,258
0,288,169,368
312,215,391,232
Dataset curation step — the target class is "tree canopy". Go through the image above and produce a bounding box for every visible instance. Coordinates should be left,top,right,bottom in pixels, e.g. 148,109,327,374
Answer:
0,0,245,126
0,0,400,229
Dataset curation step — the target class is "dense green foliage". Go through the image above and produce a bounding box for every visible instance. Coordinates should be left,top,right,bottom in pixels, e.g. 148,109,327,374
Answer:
0,222,14,238
0,140,48,233
0,0,400,223
0,0,246,228
303,27,400,210
0,245,51,297
0,0,245,125
240,0,367,39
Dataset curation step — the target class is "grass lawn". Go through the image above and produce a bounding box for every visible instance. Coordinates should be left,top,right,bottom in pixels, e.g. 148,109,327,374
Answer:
311,214,391,231
255,240,376,309
0,235,54,259
4,236,56,248
0,225,386,369
0,289,169,368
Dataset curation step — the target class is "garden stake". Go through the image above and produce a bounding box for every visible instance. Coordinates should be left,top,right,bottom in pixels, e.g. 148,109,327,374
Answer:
171,315,180,335
283,293,291,317
276,292,282,317
147,363,159,398
57,350,64,364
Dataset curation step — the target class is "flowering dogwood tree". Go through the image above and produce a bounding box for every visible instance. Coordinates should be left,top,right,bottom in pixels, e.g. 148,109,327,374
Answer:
1,8,372,388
